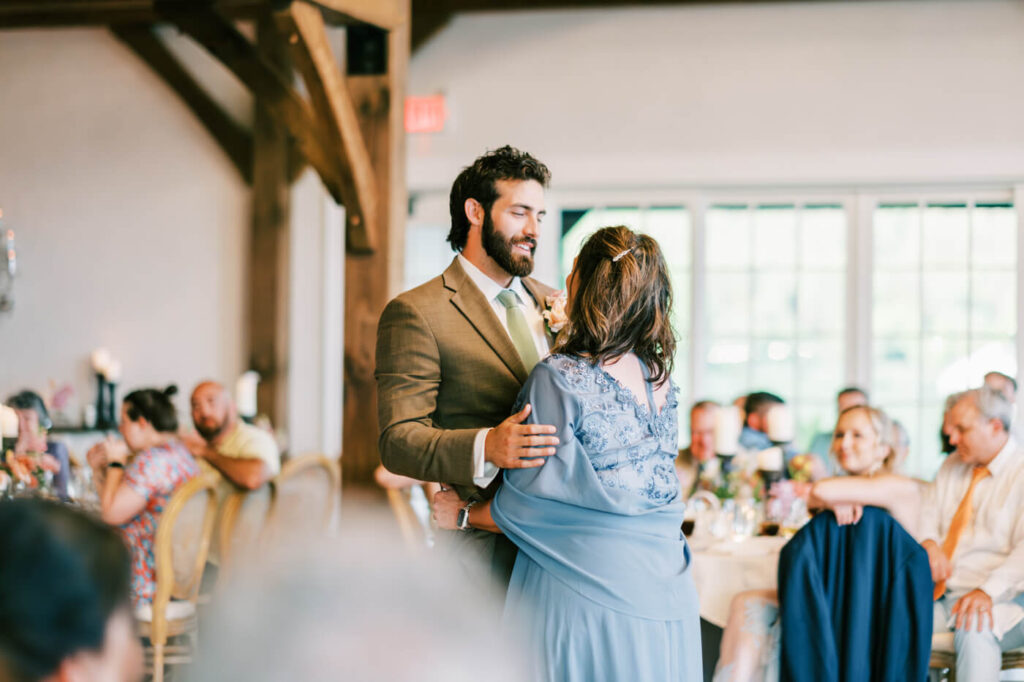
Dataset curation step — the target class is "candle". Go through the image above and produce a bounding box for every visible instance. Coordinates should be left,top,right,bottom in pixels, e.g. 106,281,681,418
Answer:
236,371,259,418
765,403,795,443
91,348,112,376
0,405,18,438
757,446,785,472
714,405,742,455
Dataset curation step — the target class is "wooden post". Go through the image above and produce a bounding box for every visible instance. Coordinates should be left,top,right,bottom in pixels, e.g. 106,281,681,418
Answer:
250,13,291,427
343,3,408,486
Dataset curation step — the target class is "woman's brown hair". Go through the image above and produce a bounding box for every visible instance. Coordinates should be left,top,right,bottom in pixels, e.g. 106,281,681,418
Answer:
553,225,676,385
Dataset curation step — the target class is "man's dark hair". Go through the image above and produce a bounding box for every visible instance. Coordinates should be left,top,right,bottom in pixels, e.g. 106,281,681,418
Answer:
744,391,784,425
837,386,869,402
5,390,52,430
0,498,132,681
447,146,551,252
123,385,179,433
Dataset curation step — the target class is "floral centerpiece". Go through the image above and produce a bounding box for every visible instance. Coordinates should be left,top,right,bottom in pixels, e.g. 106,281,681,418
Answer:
0,450,61,497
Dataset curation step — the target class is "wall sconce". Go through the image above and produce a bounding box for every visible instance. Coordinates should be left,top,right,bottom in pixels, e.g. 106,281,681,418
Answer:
0,209,14,312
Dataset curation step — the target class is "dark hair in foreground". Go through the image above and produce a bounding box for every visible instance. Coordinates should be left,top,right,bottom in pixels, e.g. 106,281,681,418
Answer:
554,225,675,385
0,498,132,681
123,385,179,433
5,390,52,430
447,145,551,251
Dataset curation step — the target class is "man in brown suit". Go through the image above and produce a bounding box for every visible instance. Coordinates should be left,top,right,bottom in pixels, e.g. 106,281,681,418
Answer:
376,146,560,585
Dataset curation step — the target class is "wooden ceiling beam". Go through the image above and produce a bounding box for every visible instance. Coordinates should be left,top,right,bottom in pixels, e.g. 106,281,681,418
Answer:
282,1,378,252
158,3,349,205
0,0,265,28
309,0,407,30
111,22,253,184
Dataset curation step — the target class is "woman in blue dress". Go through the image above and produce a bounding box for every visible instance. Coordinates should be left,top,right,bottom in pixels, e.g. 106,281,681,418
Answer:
435,225,702,681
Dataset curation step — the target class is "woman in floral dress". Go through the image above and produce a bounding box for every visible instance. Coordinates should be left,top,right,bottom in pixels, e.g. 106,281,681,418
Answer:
88,386,198,608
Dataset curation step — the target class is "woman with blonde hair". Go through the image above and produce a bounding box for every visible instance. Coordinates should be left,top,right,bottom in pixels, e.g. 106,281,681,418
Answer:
434,225,701,681
712,404,925,682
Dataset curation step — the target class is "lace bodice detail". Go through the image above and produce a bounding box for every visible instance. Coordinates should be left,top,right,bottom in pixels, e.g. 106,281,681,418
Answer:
521,354,680,505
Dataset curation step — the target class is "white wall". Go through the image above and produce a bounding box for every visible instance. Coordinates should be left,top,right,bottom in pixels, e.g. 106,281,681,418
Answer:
408,0,1024,192
0,28,250,421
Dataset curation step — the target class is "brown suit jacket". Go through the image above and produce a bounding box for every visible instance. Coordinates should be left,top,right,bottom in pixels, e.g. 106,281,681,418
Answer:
375,257,556,581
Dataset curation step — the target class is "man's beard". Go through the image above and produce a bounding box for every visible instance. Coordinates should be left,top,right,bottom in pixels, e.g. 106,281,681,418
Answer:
195,419,227,442
482,211,535,278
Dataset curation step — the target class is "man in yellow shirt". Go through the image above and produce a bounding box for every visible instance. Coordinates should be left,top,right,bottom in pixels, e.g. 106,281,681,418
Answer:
185,381,280,489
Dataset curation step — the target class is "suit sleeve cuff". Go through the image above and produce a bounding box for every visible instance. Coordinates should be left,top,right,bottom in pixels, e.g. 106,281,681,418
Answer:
472,428,499,487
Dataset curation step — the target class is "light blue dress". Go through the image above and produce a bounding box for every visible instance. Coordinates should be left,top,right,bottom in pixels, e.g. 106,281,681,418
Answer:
491,354,703,682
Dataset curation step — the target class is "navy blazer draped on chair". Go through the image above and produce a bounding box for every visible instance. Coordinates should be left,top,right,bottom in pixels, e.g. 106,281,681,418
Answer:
778,506,933,682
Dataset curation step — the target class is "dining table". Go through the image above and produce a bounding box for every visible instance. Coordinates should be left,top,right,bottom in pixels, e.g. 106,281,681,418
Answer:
689,534,788,628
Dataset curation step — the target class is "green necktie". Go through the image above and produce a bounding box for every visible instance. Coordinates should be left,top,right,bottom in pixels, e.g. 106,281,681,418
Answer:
496,289,540,372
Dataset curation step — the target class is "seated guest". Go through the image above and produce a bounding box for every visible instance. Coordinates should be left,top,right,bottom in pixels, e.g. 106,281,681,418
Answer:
676,400,719,496
712,404,924,681
87,386,198,608
6,389,71,498
891,418,911,472
920,387,1024,682
806,386,869,465
0,497,143,682
984,370,1017,404
183,381,280,490
738,391,783,451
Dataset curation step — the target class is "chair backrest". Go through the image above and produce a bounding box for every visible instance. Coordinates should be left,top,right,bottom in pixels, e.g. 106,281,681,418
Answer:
264,454,340,544
153,470,221,605
217,482,275,569
778,507,933,682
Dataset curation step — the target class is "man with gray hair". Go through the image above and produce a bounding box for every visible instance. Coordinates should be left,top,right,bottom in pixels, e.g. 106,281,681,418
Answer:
919,386,1024,681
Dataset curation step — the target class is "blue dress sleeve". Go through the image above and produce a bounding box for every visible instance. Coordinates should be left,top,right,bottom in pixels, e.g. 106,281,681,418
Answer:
501,361,584,503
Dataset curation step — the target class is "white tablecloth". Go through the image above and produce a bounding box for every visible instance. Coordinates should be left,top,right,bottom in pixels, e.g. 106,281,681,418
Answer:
690,535,787,627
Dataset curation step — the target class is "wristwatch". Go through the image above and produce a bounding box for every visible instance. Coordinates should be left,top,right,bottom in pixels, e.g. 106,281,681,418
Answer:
456,500,477,531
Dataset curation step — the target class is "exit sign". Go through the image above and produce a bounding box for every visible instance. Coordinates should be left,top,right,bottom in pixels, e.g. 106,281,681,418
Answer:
405,95,447,134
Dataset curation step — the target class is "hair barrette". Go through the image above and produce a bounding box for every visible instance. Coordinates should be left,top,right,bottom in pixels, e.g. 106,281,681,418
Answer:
612,248,633,262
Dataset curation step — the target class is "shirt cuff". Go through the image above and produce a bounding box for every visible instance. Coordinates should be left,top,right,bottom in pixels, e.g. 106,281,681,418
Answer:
981,576,1012,603
472,428,499,488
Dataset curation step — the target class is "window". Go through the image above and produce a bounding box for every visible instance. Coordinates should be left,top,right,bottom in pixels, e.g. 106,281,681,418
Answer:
704,204,847,448
872,201,1018,476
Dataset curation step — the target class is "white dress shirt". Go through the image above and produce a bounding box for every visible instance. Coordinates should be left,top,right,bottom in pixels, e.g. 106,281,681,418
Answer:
919,437,1024,637
457,255,551,487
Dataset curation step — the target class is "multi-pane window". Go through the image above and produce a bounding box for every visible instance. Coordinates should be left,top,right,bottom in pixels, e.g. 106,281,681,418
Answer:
561,207,692,417
704,204,847,448
872,201,1018,476
402,188,1020,472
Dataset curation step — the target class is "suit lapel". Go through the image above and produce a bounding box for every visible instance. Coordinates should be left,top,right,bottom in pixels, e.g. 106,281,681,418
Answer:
443,258,529,384
522,276,557,349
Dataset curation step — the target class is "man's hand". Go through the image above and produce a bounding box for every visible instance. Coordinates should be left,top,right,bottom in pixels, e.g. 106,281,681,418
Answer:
432,488,464,530
953,589,994,632
922,539,953,584
484,404,558,469
832,504,863,525
178,430,208,458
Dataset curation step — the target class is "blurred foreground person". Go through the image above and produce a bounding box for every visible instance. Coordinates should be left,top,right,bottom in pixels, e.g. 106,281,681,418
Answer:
186,514,526,682
0,498,142,682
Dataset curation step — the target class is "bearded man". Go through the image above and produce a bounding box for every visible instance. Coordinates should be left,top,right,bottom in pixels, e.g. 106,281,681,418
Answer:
375,146,559,586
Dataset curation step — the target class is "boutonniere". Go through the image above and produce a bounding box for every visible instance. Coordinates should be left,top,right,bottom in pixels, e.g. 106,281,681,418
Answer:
542,292,568,334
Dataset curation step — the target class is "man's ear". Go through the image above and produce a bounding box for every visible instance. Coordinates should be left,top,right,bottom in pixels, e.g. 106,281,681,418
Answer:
464,198,483,228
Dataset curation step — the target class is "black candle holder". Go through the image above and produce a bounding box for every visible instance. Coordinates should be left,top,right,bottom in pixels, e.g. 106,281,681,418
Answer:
94,374,118,431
